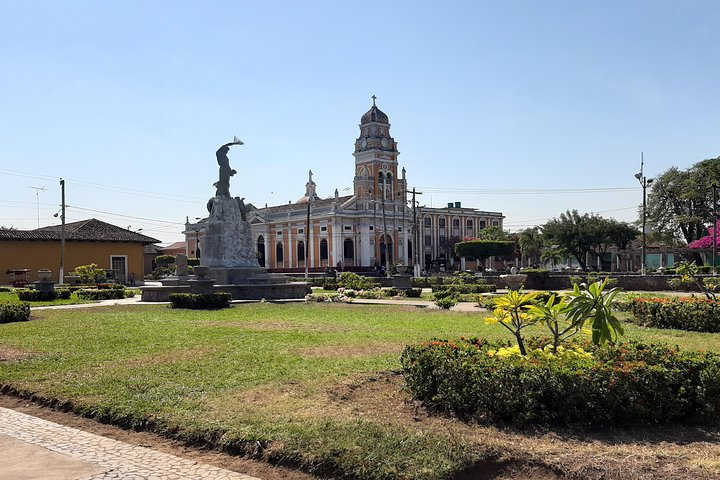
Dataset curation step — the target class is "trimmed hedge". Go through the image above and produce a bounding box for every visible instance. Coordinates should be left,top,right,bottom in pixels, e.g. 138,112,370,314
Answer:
76,289,126,300
16,289,72,301
631,297,720,332
431,284,496,295
0,302,30,323
401,338,720,426
169,292,231,310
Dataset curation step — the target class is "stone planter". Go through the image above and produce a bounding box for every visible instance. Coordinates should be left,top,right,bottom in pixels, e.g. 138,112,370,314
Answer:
64,275,81,285
500,273,527,291
395,264,408,275
193,266,210,279
37,270,52,281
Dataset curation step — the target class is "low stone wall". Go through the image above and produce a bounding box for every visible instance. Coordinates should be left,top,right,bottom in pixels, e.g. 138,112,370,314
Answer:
523,273,700,292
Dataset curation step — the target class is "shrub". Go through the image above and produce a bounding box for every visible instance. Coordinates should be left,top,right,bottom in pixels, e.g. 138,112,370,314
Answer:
631,297,720,332
0,302,30,323
304,293,349,303
435,295,458,309
169,292,231,309
411,277,431,288
403,288,422,298
384,287,400,297
76,289,126,300
69,263,105,284
336,272,379,290
0,287,13,293
156,255,176,267
355,289,385,300
401,338,720,426
16,289,72,301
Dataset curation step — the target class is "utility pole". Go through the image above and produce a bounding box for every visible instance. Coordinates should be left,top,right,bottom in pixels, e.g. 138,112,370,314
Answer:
29,185,46,228
406,187,423,277
59,179,66,284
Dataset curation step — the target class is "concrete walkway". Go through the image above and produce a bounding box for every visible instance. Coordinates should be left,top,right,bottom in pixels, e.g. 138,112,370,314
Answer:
0,407,260,480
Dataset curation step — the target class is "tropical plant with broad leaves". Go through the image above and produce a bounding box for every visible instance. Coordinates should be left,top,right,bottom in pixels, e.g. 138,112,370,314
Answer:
565,279,624,345
485,290,539,355
528,294,579,353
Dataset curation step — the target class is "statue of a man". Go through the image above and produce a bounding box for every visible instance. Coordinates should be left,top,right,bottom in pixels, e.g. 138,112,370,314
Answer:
213,137,243,197
213,145,236,197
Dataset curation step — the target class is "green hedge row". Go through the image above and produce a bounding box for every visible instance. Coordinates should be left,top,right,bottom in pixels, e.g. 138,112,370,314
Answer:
0,302,30,323
401,338,720,426
16,289,72,301
169,292,231,310
431,284,496,294
76,289,126,300
631,298,720,332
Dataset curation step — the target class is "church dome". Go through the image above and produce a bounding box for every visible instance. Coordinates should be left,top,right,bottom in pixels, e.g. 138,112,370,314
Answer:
361,101,389,124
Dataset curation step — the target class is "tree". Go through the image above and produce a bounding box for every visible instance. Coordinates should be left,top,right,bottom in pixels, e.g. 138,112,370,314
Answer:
475,226,509,241
542,210,605,270
517,227,543,267
647,157,720,245
540,246,567,269
454,240,515,265
543,211,639,271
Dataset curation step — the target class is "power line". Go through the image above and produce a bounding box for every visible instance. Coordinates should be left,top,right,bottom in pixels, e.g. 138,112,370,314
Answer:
416,186,639,195
66,205,184,226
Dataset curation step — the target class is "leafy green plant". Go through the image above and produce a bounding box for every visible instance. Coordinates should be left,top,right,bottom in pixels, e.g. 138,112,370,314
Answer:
484,290,539,355
336,272,379,290
565,279,623,345
670,261,719,301
528,294,577,353
435,295,458,309
69,263,105,284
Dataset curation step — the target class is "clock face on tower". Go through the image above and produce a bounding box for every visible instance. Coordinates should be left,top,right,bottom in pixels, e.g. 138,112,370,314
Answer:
360,138,367,148
381,137,389,148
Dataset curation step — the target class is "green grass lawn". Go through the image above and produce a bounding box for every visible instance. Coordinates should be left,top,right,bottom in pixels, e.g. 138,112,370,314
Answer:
0,290,94,307
1,302,719,479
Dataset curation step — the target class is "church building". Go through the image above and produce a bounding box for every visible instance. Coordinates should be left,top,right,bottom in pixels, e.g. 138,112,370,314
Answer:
184,98,504,273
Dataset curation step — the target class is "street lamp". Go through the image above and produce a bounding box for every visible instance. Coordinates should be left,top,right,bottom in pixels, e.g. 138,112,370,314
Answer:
713,184,718,276
635,153,653,275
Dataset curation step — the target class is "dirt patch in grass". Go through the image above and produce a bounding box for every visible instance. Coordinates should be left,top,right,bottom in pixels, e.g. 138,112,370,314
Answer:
119,348,217,368
0,345,35,362
293,342,401,358
328,372,720,480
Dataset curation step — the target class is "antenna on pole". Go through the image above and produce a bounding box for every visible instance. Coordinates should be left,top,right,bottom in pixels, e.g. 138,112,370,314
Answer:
28,185,46,228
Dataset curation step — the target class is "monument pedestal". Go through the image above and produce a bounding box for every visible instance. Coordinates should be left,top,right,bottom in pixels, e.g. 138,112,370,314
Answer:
188,278,216,294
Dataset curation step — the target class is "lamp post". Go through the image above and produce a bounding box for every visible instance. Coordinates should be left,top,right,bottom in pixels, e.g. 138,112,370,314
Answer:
634,153,653,275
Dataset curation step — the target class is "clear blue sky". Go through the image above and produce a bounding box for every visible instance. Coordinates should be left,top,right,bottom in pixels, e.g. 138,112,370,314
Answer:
2,1,719,244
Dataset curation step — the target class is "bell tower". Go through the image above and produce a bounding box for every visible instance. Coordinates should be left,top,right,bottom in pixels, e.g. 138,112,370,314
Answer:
352,96,405,202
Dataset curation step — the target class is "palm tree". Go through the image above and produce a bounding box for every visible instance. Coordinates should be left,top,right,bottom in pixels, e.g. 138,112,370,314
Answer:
541,246,567,270
518,227,543,267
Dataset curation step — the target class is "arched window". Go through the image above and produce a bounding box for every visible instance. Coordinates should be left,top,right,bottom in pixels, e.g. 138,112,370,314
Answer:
424,217,431,228
276,242,284,266
343,238,354,260
386,173,393,199
439,218,446,228
297,240,305,263
320,239,328,261
466,219,473,230
257,235,265,267
492,219,500,227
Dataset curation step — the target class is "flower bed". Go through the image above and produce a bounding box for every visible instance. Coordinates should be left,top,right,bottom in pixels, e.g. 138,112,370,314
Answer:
631,297,720,332
401,338,720,426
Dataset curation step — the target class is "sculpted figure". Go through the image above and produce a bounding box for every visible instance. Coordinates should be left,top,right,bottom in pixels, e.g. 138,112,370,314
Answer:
213,145,236,197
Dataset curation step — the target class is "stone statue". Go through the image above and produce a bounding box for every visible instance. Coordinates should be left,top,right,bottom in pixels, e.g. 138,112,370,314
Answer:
235,197,248,221
175,254,189,277
213,137,243,197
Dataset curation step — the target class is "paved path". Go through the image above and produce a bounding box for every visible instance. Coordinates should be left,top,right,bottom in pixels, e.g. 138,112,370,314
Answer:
0,407,261,480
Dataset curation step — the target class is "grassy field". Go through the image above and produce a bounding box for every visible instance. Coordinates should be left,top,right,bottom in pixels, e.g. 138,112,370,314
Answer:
1,302,719,479
0,290,92,306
